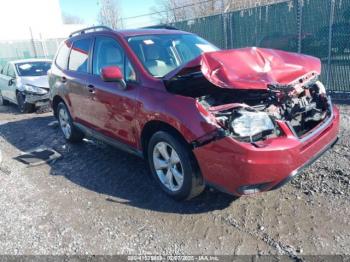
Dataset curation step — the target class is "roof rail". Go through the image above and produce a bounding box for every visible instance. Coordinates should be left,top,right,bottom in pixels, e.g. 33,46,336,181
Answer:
141,25,178,30
69,26,113,38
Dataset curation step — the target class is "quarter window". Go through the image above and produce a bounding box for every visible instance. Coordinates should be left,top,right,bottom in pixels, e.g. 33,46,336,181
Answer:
55,40,71,70
69,38,92,73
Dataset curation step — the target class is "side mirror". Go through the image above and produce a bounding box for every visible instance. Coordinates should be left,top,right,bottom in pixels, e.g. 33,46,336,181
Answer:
100,66,126,89
8,78,15,86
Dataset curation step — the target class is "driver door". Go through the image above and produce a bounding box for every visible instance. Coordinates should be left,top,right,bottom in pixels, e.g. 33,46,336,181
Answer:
84,36,140,148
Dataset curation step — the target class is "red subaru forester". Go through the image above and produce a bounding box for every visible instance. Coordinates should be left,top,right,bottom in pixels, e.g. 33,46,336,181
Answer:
49,26,339,200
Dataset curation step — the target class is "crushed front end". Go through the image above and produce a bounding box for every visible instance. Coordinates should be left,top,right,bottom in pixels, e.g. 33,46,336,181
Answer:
18,85,50,107
193,83,339,195
165,48,340,196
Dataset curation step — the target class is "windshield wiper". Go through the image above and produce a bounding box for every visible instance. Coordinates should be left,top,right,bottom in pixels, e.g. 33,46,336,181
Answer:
177,71,203,79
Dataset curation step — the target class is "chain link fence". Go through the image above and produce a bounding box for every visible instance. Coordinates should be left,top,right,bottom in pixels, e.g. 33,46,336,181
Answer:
0,0,349,94
0,38,64,69
171,0,350,93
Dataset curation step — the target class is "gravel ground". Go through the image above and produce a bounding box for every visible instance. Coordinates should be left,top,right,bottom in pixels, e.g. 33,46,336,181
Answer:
0,103,349,258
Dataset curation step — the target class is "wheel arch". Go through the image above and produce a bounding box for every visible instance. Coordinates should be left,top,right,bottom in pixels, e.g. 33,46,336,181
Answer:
140,120,193,159
52,95,66,118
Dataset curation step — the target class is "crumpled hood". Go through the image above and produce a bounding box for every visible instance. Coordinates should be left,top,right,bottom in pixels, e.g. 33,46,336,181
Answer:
19,75,49,89
165,47,321,90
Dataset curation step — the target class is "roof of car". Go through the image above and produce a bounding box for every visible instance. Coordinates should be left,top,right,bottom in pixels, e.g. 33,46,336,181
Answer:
68,28,192,40
116,29,191,37
10,58,52,64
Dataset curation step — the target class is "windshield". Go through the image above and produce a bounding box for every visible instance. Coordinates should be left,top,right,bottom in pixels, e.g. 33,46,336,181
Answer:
127,34,219,77
16,61,51,77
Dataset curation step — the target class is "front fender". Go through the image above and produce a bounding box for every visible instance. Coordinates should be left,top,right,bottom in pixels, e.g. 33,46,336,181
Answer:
136,87,218,146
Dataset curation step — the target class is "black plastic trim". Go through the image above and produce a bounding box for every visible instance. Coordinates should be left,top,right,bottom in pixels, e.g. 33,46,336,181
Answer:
75,122,144,158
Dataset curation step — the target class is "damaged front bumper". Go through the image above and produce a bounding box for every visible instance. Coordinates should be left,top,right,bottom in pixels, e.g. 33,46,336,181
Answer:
24,92,50,107
193,103,340,196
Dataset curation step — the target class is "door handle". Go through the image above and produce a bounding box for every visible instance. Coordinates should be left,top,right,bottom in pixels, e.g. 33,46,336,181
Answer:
88,85,95,94
61,76,67,83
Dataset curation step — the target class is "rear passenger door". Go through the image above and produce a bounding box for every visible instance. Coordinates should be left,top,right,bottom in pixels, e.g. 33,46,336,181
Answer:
65,37,94,125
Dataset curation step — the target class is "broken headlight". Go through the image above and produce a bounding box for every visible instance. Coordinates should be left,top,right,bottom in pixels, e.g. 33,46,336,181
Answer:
23,84,48,95
230,109,275,140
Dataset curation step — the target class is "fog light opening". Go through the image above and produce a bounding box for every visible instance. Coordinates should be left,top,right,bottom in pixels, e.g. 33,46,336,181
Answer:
239,183,272,195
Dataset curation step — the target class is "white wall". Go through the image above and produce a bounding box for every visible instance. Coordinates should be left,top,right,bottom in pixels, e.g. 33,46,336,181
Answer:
0,0,85,41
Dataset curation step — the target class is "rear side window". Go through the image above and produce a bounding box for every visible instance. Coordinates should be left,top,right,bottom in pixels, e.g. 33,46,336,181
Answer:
69,38,92,73
55,41,71,70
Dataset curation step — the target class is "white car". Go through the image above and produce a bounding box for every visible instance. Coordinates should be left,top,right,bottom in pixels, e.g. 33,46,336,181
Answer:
0,59,52,113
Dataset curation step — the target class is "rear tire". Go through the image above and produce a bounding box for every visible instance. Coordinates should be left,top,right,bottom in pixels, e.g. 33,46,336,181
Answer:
147,131,205,200
57,102,84,143
0,90,9,106
16,92,35,113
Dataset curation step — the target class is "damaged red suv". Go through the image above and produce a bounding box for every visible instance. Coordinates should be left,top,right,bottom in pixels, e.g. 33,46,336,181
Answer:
49,26,339,200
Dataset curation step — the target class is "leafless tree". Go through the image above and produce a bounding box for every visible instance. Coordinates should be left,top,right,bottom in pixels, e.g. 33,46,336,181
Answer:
97,0,123,29
62,13,84,24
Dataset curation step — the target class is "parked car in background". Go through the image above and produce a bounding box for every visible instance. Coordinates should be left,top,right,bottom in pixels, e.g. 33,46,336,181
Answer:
49,26,339,200
0,59,52,113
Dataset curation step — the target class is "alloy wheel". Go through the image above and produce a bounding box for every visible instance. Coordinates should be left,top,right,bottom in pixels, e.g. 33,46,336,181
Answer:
152,141,184,192
58,107,72,139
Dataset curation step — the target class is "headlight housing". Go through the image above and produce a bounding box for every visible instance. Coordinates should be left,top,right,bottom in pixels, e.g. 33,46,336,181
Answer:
230,109,275,141
23,84,48,95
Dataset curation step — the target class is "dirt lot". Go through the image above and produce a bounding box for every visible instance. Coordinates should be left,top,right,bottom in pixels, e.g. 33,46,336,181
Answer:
0,103,349,258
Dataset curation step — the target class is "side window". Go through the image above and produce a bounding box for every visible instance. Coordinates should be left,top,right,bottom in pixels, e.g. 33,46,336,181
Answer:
69,38,92,73
7,64,16,78
93,37,125,75
56,40,71,70
93,37,136,82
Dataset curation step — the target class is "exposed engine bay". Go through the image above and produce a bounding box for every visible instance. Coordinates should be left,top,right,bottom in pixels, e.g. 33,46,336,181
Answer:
164,48,331,143
166,71,331,143
196,72,330,142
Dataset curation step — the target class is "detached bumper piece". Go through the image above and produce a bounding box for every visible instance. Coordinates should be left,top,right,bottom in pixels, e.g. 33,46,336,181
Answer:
15,146,62,166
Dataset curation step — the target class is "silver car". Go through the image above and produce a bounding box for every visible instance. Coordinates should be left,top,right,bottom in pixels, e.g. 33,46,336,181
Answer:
0,59,52,113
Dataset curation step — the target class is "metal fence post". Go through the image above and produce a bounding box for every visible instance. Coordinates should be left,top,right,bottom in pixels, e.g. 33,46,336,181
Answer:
221,0,228,49
297,0,303,53
326,0,336,88
29,27,37,58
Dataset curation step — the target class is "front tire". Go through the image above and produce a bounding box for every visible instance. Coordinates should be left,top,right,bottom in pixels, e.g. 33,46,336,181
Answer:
147,131,205,200
16,92,35,113
57,102,84,143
